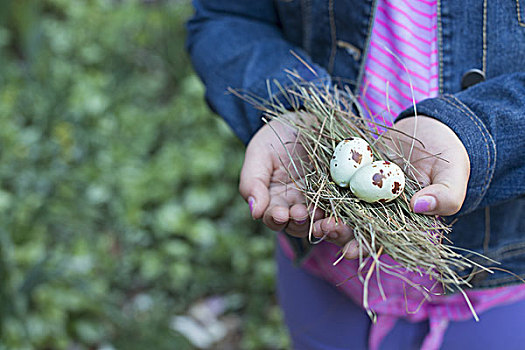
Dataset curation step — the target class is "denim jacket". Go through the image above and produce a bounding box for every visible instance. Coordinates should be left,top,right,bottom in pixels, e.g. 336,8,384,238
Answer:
187,0,525,288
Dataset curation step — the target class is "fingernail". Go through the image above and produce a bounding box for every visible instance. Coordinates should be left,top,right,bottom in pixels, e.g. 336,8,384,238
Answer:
248,196,255,217
273,218,287,225
295,219,308,225
414,196,437,213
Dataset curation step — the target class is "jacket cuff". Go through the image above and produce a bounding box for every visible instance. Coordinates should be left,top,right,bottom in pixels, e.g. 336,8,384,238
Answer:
397,94,497,215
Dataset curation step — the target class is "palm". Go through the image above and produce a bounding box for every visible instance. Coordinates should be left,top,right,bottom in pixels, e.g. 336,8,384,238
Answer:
240,116,318,236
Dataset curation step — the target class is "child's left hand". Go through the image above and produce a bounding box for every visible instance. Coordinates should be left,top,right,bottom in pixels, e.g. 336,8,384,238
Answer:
239,113,325,237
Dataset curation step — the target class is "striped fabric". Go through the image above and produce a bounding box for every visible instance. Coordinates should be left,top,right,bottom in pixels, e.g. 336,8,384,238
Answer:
359,0,439,126
279,0,525,349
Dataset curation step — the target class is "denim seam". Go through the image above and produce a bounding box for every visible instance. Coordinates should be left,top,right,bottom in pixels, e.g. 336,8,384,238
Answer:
442,95,495,193
471,242,525,287
327,0,337,74
517,0,525,27
482,0,487,73
441,95,496,209
437,0,444,94
497,250,525,260
355,0,378,94
491,242,525,258
490,248,525,261
476,273,525,287
483,206,490,252
301,0,313,54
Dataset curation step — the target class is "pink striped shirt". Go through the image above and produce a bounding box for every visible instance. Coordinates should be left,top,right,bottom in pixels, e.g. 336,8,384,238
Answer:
281,1,525,349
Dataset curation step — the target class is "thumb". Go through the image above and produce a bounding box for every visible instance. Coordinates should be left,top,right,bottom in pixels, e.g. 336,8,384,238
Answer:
239,144,272,219
411,172,469,216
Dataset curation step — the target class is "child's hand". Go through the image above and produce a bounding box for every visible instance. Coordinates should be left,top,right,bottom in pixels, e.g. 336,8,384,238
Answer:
314,116,471,258
239,113,323,237
391,116,470,216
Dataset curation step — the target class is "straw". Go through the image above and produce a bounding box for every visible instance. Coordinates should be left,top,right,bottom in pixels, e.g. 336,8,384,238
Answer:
230,73,496,318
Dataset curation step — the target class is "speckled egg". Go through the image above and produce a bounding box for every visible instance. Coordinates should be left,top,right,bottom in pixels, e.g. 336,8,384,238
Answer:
349,160,406,203
330,137,374,188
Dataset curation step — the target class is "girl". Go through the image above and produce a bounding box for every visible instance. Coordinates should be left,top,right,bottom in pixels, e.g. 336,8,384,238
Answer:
187,1,525,348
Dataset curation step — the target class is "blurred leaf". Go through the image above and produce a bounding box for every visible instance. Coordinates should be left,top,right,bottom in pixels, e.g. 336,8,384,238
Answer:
0,1,288,349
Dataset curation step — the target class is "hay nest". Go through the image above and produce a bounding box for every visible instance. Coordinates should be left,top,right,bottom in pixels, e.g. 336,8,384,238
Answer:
232,72,497,319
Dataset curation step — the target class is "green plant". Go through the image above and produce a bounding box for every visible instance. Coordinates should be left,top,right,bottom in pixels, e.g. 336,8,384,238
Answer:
0,1,289,349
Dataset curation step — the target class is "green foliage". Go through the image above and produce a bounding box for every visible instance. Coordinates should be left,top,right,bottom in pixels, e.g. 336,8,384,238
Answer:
0,1,289,349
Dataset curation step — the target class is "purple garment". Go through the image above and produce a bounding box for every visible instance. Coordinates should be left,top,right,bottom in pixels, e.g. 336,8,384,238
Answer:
276,243,525,350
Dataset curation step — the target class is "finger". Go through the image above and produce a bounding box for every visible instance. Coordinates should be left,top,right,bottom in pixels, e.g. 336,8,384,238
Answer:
343,240,359,260
289,203,309,224
311,217,353,244
412,185,460,216
320,217,341,240
312,220,326,239
283,203,310,237
264,181,308,226
411,163,469,216
288,200,326,238
263,187,296,231
310,207,325,221
263,203,290,231
333,224,354,246
321,218,354,245
239,144,272,219
310,210,330,238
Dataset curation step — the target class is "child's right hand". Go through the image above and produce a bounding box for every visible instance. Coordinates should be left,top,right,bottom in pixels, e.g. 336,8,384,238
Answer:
239,113,329,238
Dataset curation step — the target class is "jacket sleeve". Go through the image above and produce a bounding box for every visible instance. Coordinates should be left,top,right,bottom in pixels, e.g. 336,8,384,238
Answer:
186,0,331,145
398,72,525,215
